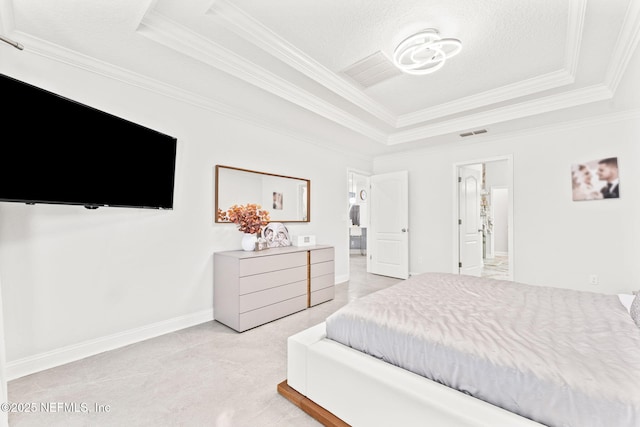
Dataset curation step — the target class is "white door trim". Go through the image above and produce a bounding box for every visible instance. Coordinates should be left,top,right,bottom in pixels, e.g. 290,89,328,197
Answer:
452,155,514,281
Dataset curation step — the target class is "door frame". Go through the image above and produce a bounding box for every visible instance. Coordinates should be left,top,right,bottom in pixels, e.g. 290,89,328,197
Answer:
452,155,514,280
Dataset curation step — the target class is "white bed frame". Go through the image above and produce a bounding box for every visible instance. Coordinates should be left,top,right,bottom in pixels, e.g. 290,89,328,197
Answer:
279,322,545,427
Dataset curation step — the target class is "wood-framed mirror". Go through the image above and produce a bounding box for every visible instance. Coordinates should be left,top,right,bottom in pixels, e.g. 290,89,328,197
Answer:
215,165,310,223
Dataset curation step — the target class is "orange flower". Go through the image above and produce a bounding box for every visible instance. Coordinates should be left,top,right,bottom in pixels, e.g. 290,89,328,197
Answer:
218,203,271,234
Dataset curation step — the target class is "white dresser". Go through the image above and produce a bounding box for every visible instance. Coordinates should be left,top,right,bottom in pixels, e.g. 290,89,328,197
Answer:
214,245,335,332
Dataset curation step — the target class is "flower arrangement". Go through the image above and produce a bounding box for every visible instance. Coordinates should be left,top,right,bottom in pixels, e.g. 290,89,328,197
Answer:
217,203,271,235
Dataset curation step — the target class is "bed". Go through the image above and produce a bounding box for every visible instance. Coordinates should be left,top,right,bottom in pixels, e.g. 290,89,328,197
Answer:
278,272,640,427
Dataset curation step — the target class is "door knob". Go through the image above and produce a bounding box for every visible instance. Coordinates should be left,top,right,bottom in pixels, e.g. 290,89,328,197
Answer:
402,228,407,232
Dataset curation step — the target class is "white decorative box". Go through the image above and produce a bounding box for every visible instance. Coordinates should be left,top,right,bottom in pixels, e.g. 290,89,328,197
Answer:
291,235,316,247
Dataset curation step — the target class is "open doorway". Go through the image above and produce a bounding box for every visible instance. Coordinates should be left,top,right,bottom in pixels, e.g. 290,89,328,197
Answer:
347,169,409,281
484,186,509,279
347,171,369,276
454,156,513,281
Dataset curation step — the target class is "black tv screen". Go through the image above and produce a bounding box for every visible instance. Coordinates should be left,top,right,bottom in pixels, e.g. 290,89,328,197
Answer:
0,73,177,209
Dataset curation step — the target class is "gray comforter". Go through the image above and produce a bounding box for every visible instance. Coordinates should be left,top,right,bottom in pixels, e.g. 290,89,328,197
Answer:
325,272,640,427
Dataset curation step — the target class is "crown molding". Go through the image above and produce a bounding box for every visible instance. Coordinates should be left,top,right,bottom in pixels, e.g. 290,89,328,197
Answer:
388,84,613,145
209,0,587,130
6,31,375,161
15,19,623,150
396,0,587,128
499,107,640,141
395,69,575,128
137,0,632,146
378,108,640,161
207,0,398,127
564,0,588,75
3,0,637,150
138,10,388,144
9,30,168,88
605,0,640,92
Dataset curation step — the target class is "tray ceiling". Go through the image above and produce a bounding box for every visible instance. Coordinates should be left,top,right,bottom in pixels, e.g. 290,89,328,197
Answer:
1,0,639,155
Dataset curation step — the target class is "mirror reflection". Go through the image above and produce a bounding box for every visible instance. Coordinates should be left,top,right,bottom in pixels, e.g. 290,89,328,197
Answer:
215,165,310,223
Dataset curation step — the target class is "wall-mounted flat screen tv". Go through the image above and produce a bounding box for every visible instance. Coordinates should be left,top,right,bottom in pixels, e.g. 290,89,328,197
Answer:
0,73,177,210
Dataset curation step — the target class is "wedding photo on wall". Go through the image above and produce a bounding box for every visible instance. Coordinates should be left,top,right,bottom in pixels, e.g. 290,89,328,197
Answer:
571,157,620,201
273,191,283,210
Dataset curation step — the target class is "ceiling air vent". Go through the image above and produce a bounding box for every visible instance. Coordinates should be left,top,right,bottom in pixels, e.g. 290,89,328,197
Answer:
342,51,402,89
460,129,488,138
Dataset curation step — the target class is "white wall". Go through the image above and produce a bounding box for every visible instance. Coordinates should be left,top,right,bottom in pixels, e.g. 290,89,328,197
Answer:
374,113,640,294
0,52,370,376
484,160,509,189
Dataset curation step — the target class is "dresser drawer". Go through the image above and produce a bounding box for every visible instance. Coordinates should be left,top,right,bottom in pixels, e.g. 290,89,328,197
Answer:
239,266,307,294
310,247,334,264
239,252,307,277
240,280,307,313
239,295,307,331
310,286,335,306
214,246,334,332
311,273,334,292
311,261,334,278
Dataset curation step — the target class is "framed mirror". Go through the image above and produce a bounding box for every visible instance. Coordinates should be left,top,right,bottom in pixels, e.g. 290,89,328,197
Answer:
215,165,310,223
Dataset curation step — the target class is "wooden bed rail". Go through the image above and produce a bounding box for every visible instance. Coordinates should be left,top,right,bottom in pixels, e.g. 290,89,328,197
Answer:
277,380,350,427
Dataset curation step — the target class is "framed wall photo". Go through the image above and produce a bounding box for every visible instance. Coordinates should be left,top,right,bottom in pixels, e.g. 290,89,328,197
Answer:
273,192,283,210
571,157,619,201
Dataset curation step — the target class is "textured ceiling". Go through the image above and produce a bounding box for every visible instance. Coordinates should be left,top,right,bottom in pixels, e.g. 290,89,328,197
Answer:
1,0,639,156
234,0,569,113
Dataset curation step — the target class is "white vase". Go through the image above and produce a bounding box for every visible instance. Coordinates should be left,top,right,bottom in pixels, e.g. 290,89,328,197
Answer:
241,233,257,251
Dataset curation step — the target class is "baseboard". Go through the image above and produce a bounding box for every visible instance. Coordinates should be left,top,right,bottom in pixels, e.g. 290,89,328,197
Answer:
335,274,349,285
6,309,214,381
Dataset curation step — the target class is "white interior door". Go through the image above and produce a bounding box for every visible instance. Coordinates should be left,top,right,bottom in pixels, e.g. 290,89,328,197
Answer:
458,166,483,276
368,171,409,279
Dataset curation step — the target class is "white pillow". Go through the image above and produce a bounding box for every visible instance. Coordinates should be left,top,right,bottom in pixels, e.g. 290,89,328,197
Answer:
631,294,640,327
618,294,635,313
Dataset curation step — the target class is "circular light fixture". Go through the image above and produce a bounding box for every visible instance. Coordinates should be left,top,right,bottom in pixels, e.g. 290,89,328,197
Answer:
393,29,462,75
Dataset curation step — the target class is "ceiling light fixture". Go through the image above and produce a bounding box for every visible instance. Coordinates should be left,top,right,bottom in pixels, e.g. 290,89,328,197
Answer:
393,29,461,75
